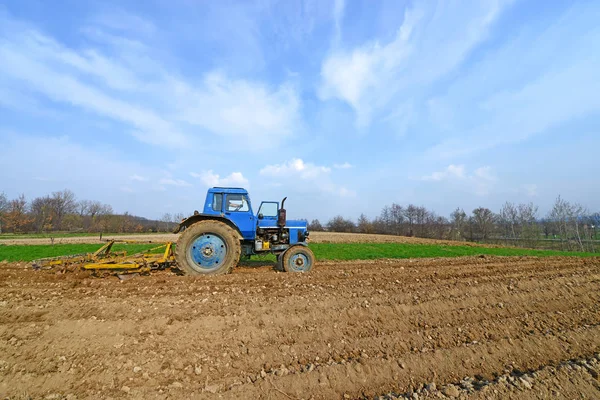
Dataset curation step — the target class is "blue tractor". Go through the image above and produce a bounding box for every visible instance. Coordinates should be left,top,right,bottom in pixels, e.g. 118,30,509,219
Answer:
174,187,314,275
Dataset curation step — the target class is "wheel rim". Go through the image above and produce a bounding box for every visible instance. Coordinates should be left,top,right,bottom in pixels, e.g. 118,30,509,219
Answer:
188,233,227,271
289,253,310,272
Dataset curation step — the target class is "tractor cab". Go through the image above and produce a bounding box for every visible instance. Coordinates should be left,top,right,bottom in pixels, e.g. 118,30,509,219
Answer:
201,187,255,240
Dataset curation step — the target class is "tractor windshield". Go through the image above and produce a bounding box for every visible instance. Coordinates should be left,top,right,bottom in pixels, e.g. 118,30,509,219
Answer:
258,202,278,218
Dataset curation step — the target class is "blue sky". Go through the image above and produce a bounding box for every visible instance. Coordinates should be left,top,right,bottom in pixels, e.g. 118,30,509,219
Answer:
1,0,599,221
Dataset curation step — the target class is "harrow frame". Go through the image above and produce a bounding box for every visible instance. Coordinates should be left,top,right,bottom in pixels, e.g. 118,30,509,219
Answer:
32,240,177,275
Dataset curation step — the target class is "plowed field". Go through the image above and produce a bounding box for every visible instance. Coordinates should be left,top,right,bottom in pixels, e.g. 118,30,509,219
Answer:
1,255,599,399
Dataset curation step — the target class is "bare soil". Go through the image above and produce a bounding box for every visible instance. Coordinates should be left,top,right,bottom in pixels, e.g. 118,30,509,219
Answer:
0,232,485,246
1,255,599,399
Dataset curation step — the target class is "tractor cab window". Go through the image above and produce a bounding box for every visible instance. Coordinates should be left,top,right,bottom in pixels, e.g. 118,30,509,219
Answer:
258,202,278,218
226,194,250,212
212,193,223,212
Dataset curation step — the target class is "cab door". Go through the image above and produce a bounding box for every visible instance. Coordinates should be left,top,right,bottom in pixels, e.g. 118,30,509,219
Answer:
224,194,255,240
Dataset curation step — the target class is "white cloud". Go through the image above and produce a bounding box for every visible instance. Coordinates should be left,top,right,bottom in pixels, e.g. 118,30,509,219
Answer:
192,170,249,188
418,164,495,196
522,184,538,197
158,178,192,187
176,72,300,147
260,158,353,197
333,162,352,169
130,174,149,182
0,11,301,150
425,2,600,158
260,158,331,180
319,0,512,126
0,132,170,217
332,0,345,45
420,164,466,181
93,9,157,37
473,166,494,181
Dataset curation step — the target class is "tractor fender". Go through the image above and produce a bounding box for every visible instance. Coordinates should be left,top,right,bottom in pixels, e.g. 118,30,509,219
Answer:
279,242,309,256
174,214,243,240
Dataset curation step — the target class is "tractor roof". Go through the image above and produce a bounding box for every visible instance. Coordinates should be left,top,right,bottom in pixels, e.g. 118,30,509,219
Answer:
208,187,248,194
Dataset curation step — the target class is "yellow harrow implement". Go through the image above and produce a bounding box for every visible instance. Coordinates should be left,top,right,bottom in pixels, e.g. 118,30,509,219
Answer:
32,240,177,276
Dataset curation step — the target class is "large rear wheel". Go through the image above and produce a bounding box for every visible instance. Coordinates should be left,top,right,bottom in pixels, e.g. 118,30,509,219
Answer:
175,220,241,275
282,246,315,273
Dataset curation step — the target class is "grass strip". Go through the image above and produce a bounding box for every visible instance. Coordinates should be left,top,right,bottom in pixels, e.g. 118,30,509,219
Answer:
0,232,168,240
0,242,598,263
0,243,161,262
308,243,599,260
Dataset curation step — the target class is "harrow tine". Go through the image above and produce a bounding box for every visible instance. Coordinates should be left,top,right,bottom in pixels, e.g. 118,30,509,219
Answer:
31,241,177,276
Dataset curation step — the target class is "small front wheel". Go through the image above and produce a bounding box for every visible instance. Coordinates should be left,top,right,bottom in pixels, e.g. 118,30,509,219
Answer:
282,246,315,273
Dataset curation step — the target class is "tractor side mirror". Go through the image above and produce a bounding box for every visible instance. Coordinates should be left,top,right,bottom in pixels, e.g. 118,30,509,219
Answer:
258,213,264,219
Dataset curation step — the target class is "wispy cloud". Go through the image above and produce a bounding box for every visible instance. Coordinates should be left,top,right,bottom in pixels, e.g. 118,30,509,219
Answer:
425,2,600,158
158,178,192,187
191,171,249,188
319,0,512,127
419,164,466,181
334,162,352,169
0,10,301,150
92,9,157,37
418,164,496,196
522,184,538,197
130,174,149,182
260,158,354,197
332,0,345,46
176,72,300,147
260,158,331,180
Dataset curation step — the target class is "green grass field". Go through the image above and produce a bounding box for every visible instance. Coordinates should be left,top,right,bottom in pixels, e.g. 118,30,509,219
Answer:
0,232,167,240
0,243,161,262
309,243,598,260
0,242,597,263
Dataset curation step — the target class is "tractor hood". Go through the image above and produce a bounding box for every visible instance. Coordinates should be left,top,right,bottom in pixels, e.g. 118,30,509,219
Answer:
257,218,307,230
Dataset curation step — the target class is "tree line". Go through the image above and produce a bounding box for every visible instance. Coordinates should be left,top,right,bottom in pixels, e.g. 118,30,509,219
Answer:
309,196,599,252
2,190,597,252
0,190,185,234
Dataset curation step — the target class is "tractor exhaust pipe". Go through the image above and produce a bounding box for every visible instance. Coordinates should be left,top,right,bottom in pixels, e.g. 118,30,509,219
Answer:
277,197,287,228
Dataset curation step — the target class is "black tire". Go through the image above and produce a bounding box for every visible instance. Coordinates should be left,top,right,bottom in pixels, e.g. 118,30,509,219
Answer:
175,220,241,275
276,252,284,272
282,246,315,273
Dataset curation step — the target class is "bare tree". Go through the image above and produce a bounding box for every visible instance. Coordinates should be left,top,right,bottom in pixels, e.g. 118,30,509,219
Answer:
173,213,186,224
404,205,418,236
498,202,519,239
570,203,588,252
50,190,77,230
0,192,8,233
78,200,92,217
357,214,373,234
547,196,588,251
518,202,539,240
160,213,173,232
472,207,495,240
30,196,54,233
308,219,324,231
389,204,405,235
425,212,448,239
450,208,467,240
327,215,355,233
